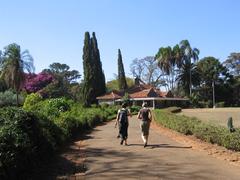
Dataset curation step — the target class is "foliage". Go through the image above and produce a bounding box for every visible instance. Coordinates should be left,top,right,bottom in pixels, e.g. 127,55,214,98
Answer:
91,32,106,97
0,79,7,92
155,45,184,90
42,63,81,99
117,49,128,90
129,105,141,114
165,106,182,113
43,62,81,83
0,107,53,179
176,63,200,96
23,72,54,93
0,43,34,105
0,97,119,179
196,57,228,103
179,40,199,96
106,76,134,91
154,109,240,151
82,32,106,106
223,52,240,77
82,32,93,106
23,93,43,111
0,90,24,107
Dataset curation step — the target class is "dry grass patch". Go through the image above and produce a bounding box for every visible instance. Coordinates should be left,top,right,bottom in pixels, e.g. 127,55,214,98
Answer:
180,108,240,127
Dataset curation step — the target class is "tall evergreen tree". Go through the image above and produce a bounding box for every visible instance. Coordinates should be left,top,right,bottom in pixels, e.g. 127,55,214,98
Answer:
117,49,128,90
82,32,106,106
91,32,106,97
82,32,94,106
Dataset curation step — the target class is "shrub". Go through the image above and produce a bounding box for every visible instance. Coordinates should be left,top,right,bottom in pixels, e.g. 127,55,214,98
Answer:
0,90,24,107
7,99,118,178
165,106,182,113
0,107,53,179
130,105,141,114
23,93,43,111
216,101,225,107
154,109,240,151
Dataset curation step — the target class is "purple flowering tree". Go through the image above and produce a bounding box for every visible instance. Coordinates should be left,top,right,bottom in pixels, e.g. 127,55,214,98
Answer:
23,72,54,93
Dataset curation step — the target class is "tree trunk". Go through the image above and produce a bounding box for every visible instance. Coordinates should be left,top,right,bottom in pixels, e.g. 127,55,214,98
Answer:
16,90,19,106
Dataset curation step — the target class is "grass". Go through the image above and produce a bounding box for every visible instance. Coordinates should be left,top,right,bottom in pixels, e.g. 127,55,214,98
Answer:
179,108,240,128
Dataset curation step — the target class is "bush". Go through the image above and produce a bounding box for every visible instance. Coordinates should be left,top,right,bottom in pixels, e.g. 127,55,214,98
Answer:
0,107,53,179
154,109,240,151
129,105,141,114
165,106,182,113
0,90,24,107
23,93,43,111
216,101,225,107
1,98,119,178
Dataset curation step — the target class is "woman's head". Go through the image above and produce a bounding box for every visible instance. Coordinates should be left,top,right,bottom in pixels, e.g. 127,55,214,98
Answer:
142,102,147,107
122,103,127,108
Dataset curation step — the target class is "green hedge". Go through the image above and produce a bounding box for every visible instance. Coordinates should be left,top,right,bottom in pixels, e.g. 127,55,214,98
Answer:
0,107,54,179
0,95,119,179
0,93,139,179
154,109,240,151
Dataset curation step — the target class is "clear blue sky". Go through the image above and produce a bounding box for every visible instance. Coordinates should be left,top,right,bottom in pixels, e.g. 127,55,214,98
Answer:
1,0,240,81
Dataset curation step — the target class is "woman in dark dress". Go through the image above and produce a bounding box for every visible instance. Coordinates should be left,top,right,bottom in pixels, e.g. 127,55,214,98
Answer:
115,103,132,145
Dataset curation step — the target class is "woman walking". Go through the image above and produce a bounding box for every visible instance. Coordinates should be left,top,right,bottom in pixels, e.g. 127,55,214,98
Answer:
137,102,152,147
115,103,132,145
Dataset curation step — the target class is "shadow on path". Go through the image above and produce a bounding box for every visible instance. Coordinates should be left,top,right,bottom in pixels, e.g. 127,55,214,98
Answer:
128,143,192,149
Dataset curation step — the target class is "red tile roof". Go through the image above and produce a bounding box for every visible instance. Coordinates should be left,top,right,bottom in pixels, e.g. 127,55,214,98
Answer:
96,91,122,100
97,85,174,100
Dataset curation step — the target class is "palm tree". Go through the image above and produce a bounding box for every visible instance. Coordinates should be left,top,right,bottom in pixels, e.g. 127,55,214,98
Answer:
156,45,184,90
0,43,34,105
176,63,200,95
156,47,172,75
179,40,199,96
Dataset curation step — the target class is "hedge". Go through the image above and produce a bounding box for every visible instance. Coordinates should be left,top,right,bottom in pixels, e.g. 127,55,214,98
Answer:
154,109,240,151
0,93,140,179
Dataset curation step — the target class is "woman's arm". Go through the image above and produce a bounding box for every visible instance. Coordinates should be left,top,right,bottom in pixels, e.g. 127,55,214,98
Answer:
115,110,119,128
137,110,142,119
148,109,152,122
128,109,132,118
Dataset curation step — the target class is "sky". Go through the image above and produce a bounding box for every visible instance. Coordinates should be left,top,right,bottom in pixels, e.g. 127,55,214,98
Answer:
1,0,240,81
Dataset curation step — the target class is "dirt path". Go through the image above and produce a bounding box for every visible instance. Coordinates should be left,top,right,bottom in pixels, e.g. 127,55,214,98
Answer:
84,116,240,180
35,116,240,179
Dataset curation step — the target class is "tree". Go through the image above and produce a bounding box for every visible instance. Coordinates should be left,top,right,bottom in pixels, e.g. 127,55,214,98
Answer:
130,56,165,87
0,43,34,105
82,32,94,106
117,49,128,90
155,45,183,90
223,52,240,77
42,62,81,98
176,63,200,96
81,32,106,106
179,40,199,96
43,62,80,83
196,57,227,104
91,32,106,96
106,76,134,91
23,72,54,93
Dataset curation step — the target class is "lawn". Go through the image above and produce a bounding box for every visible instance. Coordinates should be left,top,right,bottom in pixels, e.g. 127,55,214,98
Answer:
179,108,240,128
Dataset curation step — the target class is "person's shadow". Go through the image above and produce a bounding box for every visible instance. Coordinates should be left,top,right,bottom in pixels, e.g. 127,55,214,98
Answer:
128,143,192,149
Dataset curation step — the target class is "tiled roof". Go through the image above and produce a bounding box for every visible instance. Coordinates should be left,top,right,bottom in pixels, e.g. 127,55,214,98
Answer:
97,85,174,100
130,88,158,98
96,91,122,100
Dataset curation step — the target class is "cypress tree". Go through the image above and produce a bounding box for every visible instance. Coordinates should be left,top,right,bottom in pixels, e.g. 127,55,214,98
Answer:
91,32,106,97
117,49,128,90
82,32,94,106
